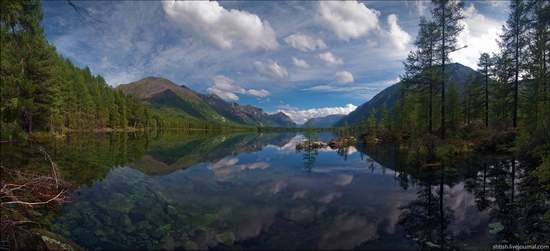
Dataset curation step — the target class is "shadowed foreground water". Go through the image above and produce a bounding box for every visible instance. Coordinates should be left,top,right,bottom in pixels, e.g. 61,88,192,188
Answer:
2,131,543,250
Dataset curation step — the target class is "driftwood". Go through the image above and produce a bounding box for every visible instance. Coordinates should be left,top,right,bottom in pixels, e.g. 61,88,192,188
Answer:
0,147,75,250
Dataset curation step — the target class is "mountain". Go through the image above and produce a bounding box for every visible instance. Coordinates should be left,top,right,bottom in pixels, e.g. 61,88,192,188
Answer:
301,114,345,127
268,112,297,127
116,76,297,127
196,93,297,127
332,63,482,127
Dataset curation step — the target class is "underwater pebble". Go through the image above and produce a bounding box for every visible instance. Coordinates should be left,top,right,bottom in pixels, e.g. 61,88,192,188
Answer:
184,240,198,250
167,205,179,215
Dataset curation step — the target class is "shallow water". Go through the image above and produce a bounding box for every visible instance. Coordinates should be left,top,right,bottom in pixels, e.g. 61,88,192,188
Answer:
2,131,540,250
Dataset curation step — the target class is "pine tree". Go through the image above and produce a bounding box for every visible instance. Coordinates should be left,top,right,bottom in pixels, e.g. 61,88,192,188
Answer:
462,72,483,125
402,17,441,134
477,53,493,127
366,107,377,137
521,0,549,136
498,0,530,128
446,81,461,132
431,0,465,139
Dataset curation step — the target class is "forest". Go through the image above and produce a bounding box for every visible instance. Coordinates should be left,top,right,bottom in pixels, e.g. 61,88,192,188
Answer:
0,0,252,141
343,1,549,166
1,0,548,158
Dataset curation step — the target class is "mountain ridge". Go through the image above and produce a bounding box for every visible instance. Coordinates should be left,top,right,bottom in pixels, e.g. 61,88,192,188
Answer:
332,63,482,127
302,114,345,127
116,76,297,128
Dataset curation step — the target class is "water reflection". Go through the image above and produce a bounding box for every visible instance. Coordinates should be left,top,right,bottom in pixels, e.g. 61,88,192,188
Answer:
2,131,547,250
398,165,457,250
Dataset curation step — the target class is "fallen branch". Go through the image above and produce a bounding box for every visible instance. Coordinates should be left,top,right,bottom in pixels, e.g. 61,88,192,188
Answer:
1,147,76,250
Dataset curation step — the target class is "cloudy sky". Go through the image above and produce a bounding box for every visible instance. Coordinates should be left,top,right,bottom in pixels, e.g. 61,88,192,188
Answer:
41,0,509,124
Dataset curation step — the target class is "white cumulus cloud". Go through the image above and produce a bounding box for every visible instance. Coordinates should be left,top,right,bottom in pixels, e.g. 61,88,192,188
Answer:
274,103,357,125
386,14,411,51
212,75,246,93
335,71,354,84
162,0,278,50
450,3,504,69
316,0,380,41
247,89,270,98
254,60,289,79
292,57,310,68
207,75,270,100
318,52,344,66
284,32,328,51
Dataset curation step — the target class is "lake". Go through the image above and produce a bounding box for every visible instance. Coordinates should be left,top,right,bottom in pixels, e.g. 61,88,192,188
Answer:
1,131,545,250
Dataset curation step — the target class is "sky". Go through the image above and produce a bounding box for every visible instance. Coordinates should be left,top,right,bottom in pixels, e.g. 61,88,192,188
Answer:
41,0,510,124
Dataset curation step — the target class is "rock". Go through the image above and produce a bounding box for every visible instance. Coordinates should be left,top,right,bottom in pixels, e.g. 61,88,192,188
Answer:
160,236,175,249
124,225,136,234
38,229,85,251
156,191,176,204
328,136,357,148
138,232,149,240
65,207,82,220
296,141,328,150
216,232,235,247
120,214,132,226
184,240,199,250
77,232,98,246
162,223,172,231
151,226,167,239
204,213,217,224
130,209,164,227
136,220,150,230
167,205,178,215
95,197,135,215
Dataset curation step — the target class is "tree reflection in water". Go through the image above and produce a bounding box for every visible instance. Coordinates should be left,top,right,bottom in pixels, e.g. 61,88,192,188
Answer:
298,148,318,176
398,165,458,250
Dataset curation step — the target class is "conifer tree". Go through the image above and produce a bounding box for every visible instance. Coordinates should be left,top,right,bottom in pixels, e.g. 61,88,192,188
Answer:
462,72,483,125
431,0,465,139
498,0,530,128
477,53,493,127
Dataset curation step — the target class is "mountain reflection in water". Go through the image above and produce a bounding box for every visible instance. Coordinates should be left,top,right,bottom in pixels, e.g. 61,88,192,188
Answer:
1,131,545,250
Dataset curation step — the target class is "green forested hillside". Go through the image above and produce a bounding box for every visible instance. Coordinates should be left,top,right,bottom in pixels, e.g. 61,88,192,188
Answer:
1,0,150,139
117,76,298,128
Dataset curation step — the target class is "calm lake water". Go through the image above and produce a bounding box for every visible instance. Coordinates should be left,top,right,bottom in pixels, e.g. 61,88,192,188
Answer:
1,131,543,250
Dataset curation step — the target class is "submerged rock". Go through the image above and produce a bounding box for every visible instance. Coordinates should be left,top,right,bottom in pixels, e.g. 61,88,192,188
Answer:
120,214,132,226
124,225,136,234
96,197,135,215
167,205,179,215
77,232,98,246
184,240,198,250
216,232,236,247
151,226,168,239
130,209,164,227
38,229,85,251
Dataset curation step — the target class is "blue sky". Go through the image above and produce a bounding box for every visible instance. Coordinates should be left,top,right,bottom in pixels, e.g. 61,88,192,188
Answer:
41,0,509,124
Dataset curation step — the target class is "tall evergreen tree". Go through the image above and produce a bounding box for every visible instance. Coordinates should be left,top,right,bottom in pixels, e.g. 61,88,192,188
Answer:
462,72,483,125
402,17,441,134
477,53,493,127
498,0,530,128
431,0,465,139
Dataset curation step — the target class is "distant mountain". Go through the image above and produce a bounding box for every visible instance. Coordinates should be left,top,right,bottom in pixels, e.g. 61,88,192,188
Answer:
268,112,297,127
196,93,297,127
332,63,482,127
301,114,345,127
116,76,297,127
